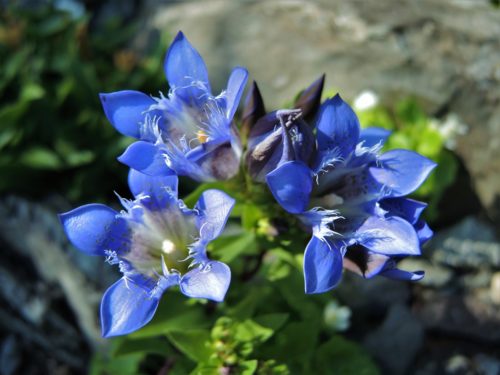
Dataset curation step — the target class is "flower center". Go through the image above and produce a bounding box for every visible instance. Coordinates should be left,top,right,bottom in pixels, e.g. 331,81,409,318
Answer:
151,90,228,152
122,203,197,279
311,193,345,209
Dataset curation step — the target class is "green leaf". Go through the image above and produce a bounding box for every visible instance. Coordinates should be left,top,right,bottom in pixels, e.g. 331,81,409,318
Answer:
89,351,144,375
190,364,220,375
130,293,208,339
167,329,212,363
314,336,380,375
37,13,72,36
357,106,395,130
183,182,229,207
240,360,258,375
20,83,46,101
210,232,258,263
228,288,261,320
235,319,274,344
113,337,170,357
65,149,95,167
254,313,289,333
19,147,62,169
270,320,320,373
242,203,264,230
0,129,17,150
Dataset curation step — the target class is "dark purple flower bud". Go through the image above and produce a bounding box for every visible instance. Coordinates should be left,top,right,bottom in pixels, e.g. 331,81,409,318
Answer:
294,74,325,123
241,81,266,141
245,108,316,182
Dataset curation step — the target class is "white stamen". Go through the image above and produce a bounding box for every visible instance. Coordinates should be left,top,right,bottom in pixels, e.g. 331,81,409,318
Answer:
161,239,176,254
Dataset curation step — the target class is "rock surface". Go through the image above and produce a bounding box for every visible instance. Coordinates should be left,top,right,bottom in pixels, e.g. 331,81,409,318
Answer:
139,0,500,222
429,216,500,269
363,304,425,375
0,196,113,374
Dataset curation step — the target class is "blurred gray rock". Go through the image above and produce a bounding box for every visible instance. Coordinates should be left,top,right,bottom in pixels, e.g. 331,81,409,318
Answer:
398,258,453,288
429,216,500,269
0,336,20,375
445,355,470,374
474,354,500,375
336,272,410,316
0,196,104,346
363,304,424,375
416,288,500,343
490,272,500,305
0,196,113,374
462,268,494,290
140,0,500,221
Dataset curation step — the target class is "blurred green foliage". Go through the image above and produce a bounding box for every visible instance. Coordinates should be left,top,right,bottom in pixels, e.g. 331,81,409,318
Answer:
357,98,459,221
0,5,165,203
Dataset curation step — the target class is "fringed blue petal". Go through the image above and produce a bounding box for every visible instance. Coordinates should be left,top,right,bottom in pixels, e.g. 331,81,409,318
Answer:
225,67,248,120
370,149,437,197
266,161,312,214
100,90,155,138
356,216,420,256
379,197,427,225
316,94,360,158
180,261,231,302
195,189,235,241
164,141,212,181
128,169,178,199
415,219,434,244
118,141,173,177
59,204,128,256
164,31,211,100
100,278,160,337
303,236,344,294
380,262,425,281
359,127,391,148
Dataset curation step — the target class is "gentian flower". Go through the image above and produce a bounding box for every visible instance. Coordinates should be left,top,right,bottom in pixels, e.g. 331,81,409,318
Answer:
265,95,436,294
244,76,324,182
60,171,234,337
100,31,248,182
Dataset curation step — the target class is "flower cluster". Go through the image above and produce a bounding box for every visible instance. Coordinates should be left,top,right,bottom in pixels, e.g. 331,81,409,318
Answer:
258,96,435,293
60,31,435,337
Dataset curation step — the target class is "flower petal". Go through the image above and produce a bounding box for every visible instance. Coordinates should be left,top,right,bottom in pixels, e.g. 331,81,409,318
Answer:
303,236,343,294
195,189,235,241
118,141,173,177
316,94,360,157
379,197,427,225
266,161,312,214
359,127,391,148
128,169,178,199
100,278,160,338
180,261,231,302
381,267,425,281
100,90,155,138
164,31,210,97
59,204,127,256
370,150,437,197
356,216,420,256
225,67,248,120
415,219,433,244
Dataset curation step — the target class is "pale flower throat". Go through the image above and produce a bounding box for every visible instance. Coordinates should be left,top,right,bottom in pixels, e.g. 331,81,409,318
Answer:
122,202,197,278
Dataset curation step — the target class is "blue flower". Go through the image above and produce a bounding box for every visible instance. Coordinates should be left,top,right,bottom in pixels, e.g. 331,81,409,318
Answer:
265,95,436,294
60,171,235,337
100,31,248,182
